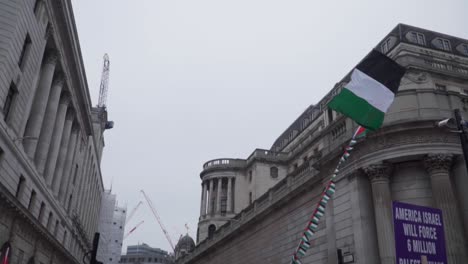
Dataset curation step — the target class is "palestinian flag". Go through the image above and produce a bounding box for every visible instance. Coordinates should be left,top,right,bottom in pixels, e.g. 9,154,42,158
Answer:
353,126,367,139
328,50,406,130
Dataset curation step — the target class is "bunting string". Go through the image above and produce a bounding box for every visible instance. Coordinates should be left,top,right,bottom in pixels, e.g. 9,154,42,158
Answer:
290,126,366,264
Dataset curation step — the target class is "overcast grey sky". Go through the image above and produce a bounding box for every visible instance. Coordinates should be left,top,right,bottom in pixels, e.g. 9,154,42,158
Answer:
71,0,468,253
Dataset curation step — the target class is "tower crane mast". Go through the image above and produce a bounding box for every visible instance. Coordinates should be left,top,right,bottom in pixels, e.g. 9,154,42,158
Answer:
98,53,110,108
123,220,144,240
141,190,175,252
125,201,143,226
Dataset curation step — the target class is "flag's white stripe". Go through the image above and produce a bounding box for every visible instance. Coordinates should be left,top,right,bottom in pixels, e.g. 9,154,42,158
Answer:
347,69,395,113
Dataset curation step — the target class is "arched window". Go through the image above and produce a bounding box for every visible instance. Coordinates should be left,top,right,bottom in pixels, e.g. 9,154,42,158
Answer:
270,167,278,179
208,224,216,239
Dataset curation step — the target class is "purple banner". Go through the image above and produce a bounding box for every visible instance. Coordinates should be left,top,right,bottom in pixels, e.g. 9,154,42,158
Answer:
393,201,447,264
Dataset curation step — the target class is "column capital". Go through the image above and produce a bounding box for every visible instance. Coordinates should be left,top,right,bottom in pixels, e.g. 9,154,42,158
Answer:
424,154,453,175
362,163,393,183
59,93,72,106
44,49,59,65
52,72,65,86
66,108,75,121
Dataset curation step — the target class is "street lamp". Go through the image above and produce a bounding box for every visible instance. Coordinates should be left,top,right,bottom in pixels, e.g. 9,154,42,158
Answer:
437,109,468,174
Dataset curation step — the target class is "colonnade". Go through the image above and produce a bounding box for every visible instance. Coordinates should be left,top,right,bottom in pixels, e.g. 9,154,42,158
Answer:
200,177,235,217
362,154,467,264
20,47,103,256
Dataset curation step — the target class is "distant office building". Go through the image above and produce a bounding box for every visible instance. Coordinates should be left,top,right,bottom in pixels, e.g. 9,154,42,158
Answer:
0,1,112,263
119,243,172,264
97,190,126,264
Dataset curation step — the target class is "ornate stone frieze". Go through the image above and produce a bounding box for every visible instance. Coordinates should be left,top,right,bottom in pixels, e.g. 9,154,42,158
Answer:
346,130,458,164
362,163,393,183
424,153,453,175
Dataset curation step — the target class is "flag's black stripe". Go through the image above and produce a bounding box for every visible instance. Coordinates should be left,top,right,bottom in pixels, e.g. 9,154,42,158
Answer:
355,50,406,94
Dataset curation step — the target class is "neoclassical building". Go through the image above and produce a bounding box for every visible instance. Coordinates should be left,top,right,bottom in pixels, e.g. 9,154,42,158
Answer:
186,24,468,264
0,1,111,263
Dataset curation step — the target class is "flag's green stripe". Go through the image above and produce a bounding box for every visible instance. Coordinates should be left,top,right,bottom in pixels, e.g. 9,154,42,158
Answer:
328,88,384,131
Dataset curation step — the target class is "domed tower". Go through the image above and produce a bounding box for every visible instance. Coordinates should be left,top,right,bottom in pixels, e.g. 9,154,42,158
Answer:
174,234,195,259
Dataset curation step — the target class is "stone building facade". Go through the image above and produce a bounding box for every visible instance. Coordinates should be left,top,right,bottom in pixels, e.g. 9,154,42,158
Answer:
97,190,126,264
185,24,468,263
0,1,111,263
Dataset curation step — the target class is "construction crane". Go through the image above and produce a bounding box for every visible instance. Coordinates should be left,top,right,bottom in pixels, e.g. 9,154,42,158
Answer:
123,220,144,240
141,190,175,252
125,201,143,226
98,53,110,108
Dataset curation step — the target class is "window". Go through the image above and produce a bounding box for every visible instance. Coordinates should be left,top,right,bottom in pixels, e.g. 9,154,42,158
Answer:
327,108,334,123
248,170,252,183
249,192,252,204
18,34,32,69
411,32,425,45
15,175,25,199
3,82,17,122
381,38,391,53
67,195,72,212
270,167,278,179
46,212,53,229
54,220,59,236
437,38,451,51
208,224,216,239
28,190,36,210
463,44,468,55
38,202,45,222
435,84,447,91
63,230,68,245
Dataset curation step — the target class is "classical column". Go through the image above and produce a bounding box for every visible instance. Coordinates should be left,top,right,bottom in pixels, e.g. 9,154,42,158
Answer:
72,147,90,213
227,177,233,213
52,112,75,195
216,178,223,213
424,154,468,263
363,163,395,264
58,127,79,204
207,180,214,215
23,50,58,158
63,136,82,206
45,95,71,185
200,181,207,217
34,72,64,173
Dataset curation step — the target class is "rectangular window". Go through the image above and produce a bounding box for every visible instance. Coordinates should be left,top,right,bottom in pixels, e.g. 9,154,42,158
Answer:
463,44,468,55
38,202,45,222
28,190,36,210
63,230,68,244
15,175,25,199
54,220,59,236
18,34,32,69
67,195,73,212
438,39,451,51
381,38,391,53
4,82,17,122
46,212,53,229
411,32,426,45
